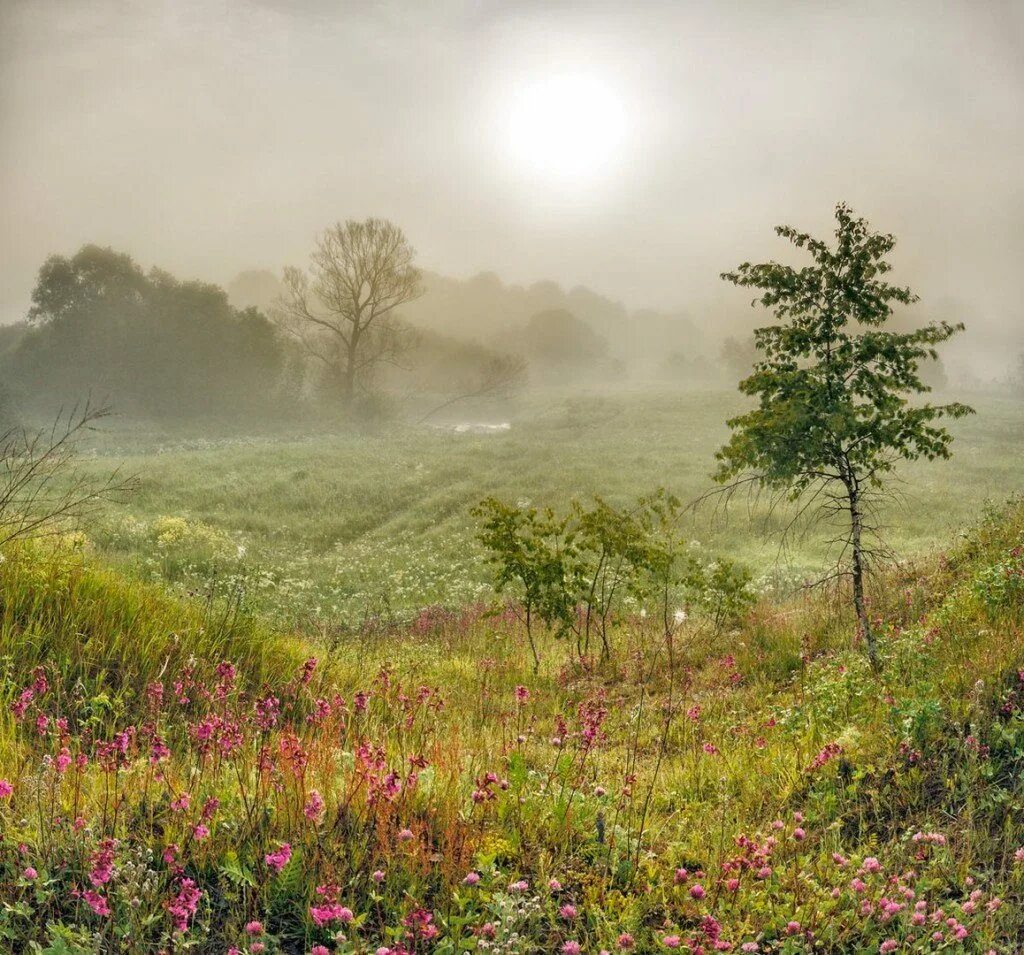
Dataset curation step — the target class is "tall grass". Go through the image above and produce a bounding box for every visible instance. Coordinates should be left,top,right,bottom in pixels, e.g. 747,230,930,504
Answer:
1,499,1023,950
72,389,1024,627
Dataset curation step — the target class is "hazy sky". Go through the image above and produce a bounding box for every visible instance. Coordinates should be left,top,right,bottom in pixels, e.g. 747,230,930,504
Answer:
1,0,1022,362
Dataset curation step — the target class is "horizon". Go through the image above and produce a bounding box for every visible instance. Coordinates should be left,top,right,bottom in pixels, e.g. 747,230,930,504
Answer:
1,1,1022,372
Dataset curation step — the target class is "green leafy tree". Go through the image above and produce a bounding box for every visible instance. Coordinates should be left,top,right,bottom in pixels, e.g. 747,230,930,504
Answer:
715,203,973,668
471,498,578,671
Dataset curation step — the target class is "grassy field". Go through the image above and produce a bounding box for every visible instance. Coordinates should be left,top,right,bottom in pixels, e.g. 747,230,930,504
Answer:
4,386,1024,951
2,480,1024,950
74,387,1024,628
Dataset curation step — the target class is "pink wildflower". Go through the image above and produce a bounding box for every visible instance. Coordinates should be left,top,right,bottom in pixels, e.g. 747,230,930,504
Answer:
264,842,292,873
83,890,110,917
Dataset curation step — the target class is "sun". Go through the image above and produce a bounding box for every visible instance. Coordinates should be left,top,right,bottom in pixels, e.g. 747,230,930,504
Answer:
505,72,627,184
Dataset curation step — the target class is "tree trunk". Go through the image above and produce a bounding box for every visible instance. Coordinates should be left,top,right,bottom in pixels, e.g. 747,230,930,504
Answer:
848,488,879,670
341,338,358,406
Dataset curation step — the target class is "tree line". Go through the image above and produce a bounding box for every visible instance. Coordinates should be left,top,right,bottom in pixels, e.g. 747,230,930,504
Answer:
0,220,524,427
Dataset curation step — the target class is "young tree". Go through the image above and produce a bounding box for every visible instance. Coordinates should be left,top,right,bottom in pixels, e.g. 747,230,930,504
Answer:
471,497,578,672
1,404,136,548
714,203,973,668
276,218,422,405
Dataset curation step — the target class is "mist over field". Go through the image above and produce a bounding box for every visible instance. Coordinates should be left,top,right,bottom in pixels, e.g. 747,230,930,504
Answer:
2,2,1024,953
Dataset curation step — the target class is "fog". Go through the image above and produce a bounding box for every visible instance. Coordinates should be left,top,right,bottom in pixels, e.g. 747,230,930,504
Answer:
1,0,1022,377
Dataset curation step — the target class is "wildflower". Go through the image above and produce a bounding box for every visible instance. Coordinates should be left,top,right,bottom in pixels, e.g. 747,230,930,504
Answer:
559,904,578,920
741,945,759,953
310,902,354,927
549,878,562,891
304,790,325,822
879,944,897,954
515,685,530,703
786,921,801,935
594,785,606,797
0,779,13,798
246,921,264,935
167,877,202,932
397,827,415,842
463,871,481,885
690,883,706,900
663,937,681,949
89,839,116,887
55,747,73,773
83,890,110,917
792,827,806,841
193,824,210,841
265,842,292,873
403,908,438,940
311,948,330,955
372,869,386,883
862,857,882,874
562,943,581,955
509,879,529,892
617,933,635,949
22,867,37,880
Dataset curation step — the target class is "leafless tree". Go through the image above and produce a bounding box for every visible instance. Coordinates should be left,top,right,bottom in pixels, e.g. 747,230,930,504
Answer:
275,218,423,405
0,403,136,548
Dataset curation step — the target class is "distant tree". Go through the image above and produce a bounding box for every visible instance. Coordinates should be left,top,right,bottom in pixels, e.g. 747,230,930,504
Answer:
523,308,607,366
11,245,288,422
719,335,758,380
28,245,148,326
227,269,285,312
714,203,973,668
276,219,423,406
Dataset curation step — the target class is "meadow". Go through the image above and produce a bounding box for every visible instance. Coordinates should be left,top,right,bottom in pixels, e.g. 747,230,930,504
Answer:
2,471,1024,951
75,387,1024,630
1,387,1024,951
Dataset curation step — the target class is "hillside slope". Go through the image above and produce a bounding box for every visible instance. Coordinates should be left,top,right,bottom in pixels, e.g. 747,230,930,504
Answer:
1,500,1023,951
